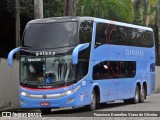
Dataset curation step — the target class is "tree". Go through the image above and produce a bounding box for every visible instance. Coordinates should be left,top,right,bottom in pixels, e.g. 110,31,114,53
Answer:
0,0,15,58
142,0,157,26
154,0,159,64
64,0,79,16
133,0,159,65
77,0,134,23
133,0,143,25
44,0,64,17
0,0,64,58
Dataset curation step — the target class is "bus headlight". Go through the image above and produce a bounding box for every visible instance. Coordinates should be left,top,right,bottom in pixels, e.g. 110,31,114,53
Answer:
61,85,80,96
20,91,29,97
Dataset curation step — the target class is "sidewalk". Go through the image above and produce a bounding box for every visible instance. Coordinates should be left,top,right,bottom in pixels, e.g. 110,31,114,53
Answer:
0,107,39,112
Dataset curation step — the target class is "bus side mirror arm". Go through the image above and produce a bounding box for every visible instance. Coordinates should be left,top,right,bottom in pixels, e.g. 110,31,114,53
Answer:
8,47,21,67
72,43,89,64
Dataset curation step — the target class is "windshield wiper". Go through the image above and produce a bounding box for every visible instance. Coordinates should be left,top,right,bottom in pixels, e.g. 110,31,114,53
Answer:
64,80,75,86
49,80,75,87
21,78,28,82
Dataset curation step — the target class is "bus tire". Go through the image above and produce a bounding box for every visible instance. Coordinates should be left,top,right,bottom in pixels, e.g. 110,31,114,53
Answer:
40,108,51,114
139,85,145,103
99,102,107,107
86,90,97,111
124,99,131,104
131,85,140,104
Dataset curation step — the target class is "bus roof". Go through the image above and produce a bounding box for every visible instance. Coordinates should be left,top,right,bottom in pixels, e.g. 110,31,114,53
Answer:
28,16,94,24
28,16,153,31
94,18,153,31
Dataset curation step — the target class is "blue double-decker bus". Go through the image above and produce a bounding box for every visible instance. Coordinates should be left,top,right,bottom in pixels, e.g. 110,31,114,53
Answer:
8,17,155,114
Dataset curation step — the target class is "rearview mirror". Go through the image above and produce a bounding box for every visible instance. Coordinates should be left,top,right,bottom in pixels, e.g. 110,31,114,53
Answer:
72,43,89,64
8,47,21,67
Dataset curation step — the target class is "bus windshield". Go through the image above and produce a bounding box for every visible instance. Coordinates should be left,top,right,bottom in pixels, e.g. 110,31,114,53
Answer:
22,22,78,49
20,55,76,88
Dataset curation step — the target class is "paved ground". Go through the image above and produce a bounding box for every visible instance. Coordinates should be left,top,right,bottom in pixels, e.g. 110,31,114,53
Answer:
0,93,160,120
156,66,160,90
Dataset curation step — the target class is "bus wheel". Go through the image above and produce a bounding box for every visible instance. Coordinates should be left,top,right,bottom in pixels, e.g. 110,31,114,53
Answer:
139,85,145,103
131,85,140,104
40,108,51,114
86,90,97,111
123,99,131,104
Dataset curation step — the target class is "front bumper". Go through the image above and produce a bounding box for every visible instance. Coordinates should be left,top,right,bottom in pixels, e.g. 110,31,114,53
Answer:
19,85,87,108
20,93,79,108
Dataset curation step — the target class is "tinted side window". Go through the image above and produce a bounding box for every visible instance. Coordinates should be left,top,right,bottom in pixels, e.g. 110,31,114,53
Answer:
79,21,93,44
93,61,136,80
78,21,93,80
95,23,108,48
77,47,90,80
95,23,154,48
108,24,118,44
145,31,154,47
129,29,154,47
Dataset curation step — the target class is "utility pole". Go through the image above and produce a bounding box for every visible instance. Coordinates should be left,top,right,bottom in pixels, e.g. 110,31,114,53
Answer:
64,0,78,16
64,0,68,16
155,0,159,63
15,0,20,47
15,0,20,59
34,0,43,19
64,0,73,16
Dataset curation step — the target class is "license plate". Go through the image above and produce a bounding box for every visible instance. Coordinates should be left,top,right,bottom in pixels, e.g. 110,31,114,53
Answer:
40,102,50,106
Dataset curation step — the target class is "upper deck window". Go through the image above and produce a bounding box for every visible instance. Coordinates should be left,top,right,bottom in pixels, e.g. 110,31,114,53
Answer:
22,22,78,49
95,23,154,48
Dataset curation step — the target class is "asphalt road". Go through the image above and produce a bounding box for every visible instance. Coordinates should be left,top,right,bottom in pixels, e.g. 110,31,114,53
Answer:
1,93,160,120
43,92,160,117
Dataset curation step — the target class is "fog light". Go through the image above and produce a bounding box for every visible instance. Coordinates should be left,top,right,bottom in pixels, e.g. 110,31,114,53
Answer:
20,99,26,104
67,98,74,104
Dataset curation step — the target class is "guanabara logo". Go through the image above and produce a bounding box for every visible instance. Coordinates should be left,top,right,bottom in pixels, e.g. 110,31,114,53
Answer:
35,51,55,56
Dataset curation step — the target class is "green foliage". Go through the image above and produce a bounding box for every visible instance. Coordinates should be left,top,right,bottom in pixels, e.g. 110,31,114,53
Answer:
133,0,143,25
43,0,64,17
0,0,64,58
20,0,34,19
77,0,134,23
4,0,34,19
133,0,157,26
1,0,160,58
134,8,143,25
143,0,157,15
5,0,64,19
